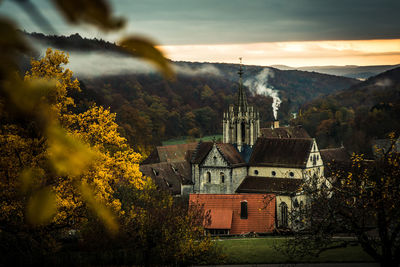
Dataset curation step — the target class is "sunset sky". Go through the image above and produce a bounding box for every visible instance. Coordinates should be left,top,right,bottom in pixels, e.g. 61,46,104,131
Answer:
1,0,399,67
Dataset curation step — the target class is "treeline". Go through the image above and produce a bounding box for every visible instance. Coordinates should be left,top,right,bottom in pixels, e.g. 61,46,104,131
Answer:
21,32,360,154
292,67,400,156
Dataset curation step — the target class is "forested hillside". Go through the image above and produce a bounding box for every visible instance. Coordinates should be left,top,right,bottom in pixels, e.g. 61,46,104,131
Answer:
20,32,360,154
293,67,400,156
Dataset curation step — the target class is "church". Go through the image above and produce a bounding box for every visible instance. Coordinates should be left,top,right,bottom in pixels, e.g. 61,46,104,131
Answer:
141,63,327,234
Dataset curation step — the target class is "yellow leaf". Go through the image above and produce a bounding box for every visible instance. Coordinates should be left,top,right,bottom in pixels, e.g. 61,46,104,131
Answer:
80,182,118,234
119,36,175,80
51,0,124,30
26,187,57,225
47,124,96,177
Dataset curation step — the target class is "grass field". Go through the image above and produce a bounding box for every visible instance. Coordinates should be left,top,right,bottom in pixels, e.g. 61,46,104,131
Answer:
215,237,373,264
162,134,222,145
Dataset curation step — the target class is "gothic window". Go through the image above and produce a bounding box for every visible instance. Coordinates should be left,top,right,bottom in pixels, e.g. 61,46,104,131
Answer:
220,172,225,183
206,172,211,183
313,155,316,166
241,121,245,143
280,202,288,227
271,171,276,176
240,201,248,219
254,170,259,175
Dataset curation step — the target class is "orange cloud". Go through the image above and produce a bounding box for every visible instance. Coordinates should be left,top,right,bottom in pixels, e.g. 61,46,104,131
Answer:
160,39,400,67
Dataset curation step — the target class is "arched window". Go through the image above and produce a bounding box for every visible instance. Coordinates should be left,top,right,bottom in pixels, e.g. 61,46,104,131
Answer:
240,201,248,219
220,172,225,183
313,155,316,166
213,156,217,164
280,202,288,227
206,172,211,183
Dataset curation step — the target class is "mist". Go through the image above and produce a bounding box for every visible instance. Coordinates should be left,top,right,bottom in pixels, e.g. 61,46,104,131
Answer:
30,41,222,78
244,68,282,120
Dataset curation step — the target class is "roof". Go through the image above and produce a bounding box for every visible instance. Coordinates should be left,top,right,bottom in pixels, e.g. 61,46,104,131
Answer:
249,137,314,168
206,209,233,229
143,142,198,164
191,142,245,166
260,126,310,139
236,176,302,194
320,147,350,163
189,194,275,234
140,161,192,195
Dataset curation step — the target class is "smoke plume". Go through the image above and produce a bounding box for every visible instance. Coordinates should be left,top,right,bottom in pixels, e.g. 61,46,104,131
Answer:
244,68,281,120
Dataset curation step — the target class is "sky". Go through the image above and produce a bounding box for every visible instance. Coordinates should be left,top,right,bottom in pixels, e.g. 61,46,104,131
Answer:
1,0,400,67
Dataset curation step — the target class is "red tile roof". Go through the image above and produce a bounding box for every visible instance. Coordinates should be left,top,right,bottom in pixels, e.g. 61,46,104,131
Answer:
206,209,233,229
190,194,275,234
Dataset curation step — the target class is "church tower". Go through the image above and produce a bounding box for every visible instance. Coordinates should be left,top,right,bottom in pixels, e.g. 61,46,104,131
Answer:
222,59,260,152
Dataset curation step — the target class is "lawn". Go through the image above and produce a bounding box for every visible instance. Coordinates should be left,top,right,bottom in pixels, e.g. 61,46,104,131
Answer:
162,134,222,145
215,237,373,264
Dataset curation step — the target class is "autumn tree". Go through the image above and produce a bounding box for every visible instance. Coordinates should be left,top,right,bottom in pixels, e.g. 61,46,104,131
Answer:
279,133,400,267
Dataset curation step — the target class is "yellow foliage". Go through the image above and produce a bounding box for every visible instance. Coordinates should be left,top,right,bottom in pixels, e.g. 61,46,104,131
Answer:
0,48,146,231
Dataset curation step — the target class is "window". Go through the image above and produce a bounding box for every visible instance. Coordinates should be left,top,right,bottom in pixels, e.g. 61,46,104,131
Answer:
213,156,217,164
241,121,245,143
220,172,225,183
240,201,248,219
280,202,288,227
254,170,259,175
313,155,316,166
317,155,319,161
289,171,294,177
206,172,211,183
271,171,276,176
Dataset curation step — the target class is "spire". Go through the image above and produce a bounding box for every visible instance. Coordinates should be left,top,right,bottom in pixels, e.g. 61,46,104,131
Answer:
236,57,248,111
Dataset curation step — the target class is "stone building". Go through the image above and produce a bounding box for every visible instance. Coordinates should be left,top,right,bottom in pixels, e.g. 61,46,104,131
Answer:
142,63,329,233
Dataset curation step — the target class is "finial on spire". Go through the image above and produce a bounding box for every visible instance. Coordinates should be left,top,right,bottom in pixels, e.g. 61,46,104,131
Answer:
236,57,248,110
238,57,243,78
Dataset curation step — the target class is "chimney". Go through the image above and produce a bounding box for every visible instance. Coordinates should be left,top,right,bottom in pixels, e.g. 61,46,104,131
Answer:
273,120,280,129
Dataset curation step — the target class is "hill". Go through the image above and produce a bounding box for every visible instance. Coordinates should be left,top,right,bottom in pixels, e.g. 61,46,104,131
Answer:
293,67,400,155
272,64,400,80
20,32,360,154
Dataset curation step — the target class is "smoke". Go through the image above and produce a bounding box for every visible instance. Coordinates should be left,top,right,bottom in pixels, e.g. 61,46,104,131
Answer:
29,40,221,78
244,68,281,120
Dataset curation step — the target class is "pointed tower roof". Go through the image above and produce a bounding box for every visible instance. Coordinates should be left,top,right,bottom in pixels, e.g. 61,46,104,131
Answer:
236,57,248,111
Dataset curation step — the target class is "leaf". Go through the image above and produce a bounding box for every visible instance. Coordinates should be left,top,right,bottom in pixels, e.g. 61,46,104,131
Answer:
80,182,119,234
19,168,44,193
47,125,96,177
119,36,175,80
51,0,124,31
0,18,30,78
26,187,57,225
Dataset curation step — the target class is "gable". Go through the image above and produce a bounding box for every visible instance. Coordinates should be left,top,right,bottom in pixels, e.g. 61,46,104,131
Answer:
202,145,229,167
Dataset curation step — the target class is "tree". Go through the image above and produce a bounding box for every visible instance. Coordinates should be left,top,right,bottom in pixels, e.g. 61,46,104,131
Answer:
0,48,146,264
279,133,400,267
